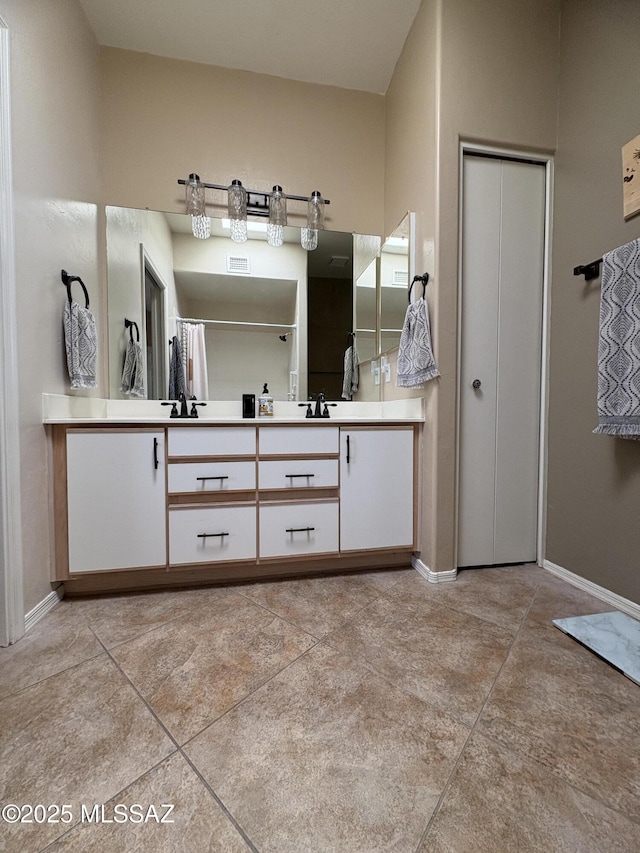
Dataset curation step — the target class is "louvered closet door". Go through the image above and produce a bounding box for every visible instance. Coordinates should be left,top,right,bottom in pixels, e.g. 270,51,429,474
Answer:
458,154,545,568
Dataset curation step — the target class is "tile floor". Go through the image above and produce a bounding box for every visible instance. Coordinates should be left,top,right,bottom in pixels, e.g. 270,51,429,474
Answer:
1,565,639,852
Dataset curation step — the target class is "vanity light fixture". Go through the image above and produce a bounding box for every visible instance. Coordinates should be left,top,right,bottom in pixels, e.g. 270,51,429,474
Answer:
184,173,211,240
227,179,248,243
267,185,286,248
301,190,324,251
177,174,330,249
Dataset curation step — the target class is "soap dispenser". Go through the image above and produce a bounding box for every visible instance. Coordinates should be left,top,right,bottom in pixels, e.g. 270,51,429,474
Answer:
258,383,273,417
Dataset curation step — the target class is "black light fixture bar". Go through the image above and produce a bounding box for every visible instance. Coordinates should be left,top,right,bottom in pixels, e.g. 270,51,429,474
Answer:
177,177,330,217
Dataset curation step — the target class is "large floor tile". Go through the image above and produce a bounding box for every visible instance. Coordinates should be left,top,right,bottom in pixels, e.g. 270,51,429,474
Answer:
235,569,409,638
420,733,640,852
325,582,514,726
47,752,250,852
0,603,104,700
419,564,543,634
185,644,469,853
67,585,229,649
477,619,640,822
110,592,316,743
0,656,174,851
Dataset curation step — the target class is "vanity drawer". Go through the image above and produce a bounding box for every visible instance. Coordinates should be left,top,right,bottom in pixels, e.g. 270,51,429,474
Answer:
259,502,339,558
169,505,256,565
258,426,338,456
258,458,338,490
169,461,256,494
168,426,256,457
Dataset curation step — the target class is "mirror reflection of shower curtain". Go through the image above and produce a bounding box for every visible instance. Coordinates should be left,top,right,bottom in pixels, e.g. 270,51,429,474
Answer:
181,322,209,400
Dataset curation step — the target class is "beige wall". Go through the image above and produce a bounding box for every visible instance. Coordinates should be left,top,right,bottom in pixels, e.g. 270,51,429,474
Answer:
99,48,386,237
546,0,640,604
0,0,101,612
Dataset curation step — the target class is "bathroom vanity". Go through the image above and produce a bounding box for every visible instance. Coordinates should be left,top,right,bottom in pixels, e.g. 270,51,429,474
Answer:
46,397,422,594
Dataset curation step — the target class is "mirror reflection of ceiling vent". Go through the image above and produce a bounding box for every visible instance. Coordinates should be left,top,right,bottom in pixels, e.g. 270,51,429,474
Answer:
393,270,409,286
227,255,250,274
329,255,350,268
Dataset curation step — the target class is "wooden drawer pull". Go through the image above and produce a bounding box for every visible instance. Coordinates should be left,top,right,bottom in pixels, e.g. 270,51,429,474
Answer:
197,532,229,539
285,526,315,533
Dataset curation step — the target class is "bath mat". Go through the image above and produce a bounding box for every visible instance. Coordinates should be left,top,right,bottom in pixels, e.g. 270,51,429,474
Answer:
553,611,640,685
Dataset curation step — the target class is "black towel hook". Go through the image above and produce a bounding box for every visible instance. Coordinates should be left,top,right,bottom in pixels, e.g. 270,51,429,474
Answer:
124,318,140,343
61,269,89,308
408,273,429,303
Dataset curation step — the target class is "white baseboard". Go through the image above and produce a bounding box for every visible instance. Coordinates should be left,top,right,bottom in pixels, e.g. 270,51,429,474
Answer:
412,556,458,584
543,560,640,620
24,586,64,634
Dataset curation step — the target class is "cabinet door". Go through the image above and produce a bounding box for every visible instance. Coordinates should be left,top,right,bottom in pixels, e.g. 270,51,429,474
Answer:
340,428,414,552
66,431,167,573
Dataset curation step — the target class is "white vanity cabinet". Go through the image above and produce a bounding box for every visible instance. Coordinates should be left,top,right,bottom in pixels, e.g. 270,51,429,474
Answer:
65,429,167,573
339,426,415,552
52,419,418,593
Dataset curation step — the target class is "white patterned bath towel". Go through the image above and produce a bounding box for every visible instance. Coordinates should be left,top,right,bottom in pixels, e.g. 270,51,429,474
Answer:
64,300,97,389
594,237,640,440
397,296,439,387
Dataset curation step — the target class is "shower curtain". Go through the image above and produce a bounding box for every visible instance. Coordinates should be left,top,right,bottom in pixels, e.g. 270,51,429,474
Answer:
181,322,209,400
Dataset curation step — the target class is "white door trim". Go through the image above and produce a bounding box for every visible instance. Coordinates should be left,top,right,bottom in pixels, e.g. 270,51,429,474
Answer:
455,141,553,569
0,19,25,646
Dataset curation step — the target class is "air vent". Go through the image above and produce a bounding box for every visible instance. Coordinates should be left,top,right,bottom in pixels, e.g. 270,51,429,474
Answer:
393,269,409,286
227,255,250,274
329,256,350,268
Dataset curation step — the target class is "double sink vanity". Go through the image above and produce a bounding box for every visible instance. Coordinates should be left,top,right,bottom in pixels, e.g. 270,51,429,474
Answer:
45,395,423,594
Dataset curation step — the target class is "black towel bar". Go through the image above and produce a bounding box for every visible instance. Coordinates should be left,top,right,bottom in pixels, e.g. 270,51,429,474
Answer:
574,258,603,281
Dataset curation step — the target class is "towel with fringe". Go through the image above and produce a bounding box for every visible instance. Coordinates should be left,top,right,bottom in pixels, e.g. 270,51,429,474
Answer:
594,237,640,440
63,300,97,389
341,344,360,400
121,339,145,397
396,296,439,387
168,335,186,399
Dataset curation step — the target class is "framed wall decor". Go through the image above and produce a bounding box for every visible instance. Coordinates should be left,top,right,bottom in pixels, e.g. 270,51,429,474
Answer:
621,133,640,219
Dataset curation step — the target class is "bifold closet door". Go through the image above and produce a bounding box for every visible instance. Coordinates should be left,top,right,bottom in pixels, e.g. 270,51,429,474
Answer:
458,155,545,568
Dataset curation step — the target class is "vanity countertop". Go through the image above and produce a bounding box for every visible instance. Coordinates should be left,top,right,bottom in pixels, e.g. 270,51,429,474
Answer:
42,394,424,424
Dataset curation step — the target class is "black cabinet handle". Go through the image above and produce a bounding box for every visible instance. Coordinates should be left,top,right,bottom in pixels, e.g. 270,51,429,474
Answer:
285,473,315,478
196,475,229,481
285,526,315,533
197,532,229,539
346,434,350,464
153,437,159,470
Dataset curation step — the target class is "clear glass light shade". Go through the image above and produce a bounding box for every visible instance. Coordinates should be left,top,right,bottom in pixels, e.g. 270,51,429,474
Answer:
301,191,324,251
227,179,248,244
301,228,318,251
191,214,211,240
185,173,210,239
268,185,287,247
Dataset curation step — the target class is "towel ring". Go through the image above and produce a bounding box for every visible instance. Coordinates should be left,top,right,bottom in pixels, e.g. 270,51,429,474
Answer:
408,273,429,303
61,269,90,308
124,318,140,343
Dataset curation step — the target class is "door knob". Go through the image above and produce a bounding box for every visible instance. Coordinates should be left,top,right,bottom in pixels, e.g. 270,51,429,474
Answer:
472,379,482,390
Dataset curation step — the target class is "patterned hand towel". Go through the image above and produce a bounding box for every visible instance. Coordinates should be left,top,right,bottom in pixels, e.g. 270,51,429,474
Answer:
63,300,97,389
397,296,439,387
594,237,640,440
341,344,360,400
121,339,145,398
168,335,186,399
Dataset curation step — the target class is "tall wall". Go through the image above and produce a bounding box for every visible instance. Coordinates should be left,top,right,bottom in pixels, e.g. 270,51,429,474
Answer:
0,0,101,612
99,48,386,237
546,0,640,603
384,0,561,571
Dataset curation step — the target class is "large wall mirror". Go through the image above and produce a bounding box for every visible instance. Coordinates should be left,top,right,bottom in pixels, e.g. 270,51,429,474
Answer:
106,205,380,402
353,211,414,364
